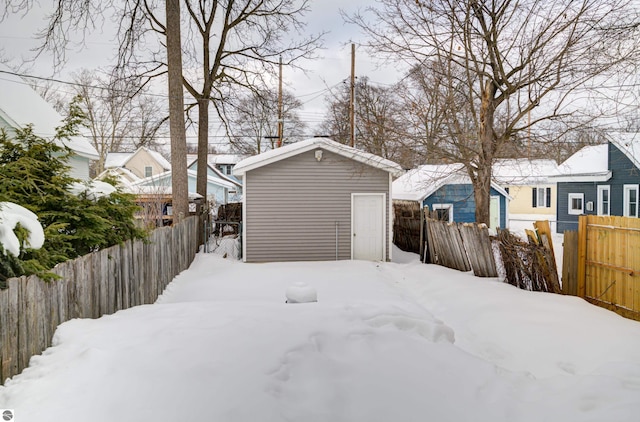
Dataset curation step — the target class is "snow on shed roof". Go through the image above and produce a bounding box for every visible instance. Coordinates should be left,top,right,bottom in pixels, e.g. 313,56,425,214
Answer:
492,159,560,185
393,163,510,203
0,64,99,159
233,138,404,178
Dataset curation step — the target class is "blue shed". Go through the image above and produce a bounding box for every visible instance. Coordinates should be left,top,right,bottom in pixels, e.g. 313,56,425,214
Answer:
393,163,510,231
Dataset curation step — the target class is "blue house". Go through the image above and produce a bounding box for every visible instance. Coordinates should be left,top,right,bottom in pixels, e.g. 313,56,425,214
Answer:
187,155,243,202
393,164,510,231
551,134,640,233
130,169,237,205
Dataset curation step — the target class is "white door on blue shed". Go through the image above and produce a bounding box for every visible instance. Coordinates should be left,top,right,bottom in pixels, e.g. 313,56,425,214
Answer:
490,195,500,231
351,193,385,261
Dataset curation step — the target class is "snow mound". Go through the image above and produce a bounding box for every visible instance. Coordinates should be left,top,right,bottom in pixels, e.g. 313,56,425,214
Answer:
286,281,317,303
0,202,45,255
213,236,240,259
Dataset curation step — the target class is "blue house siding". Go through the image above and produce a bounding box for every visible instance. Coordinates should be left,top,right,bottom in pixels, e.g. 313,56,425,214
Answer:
557,143,640,233
422,184,507,227
608,142,640,216
556,182,598,232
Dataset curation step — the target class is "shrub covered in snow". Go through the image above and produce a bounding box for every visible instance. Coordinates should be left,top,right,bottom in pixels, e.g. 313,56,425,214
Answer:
0,103,146,281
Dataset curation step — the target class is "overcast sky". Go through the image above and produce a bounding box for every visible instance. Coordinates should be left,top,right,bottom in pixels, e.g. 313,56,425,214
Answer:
0,1,403,142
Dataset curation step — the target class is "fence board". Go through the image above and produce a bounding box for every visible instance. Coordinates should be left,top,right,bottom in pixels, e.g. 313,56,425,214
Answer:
459,223,497,277
0,216,201,383
562,231,578,296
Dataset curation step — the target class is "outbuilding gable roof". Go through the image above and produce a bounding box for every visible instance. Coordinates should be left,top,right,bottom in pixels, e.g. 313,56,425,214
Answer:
0,64,99,160
393,163,510,203
232,137,404,178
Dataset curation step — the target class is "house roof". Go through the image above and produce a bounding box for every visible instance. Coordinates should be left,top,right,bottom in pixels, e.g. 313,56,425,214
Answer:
130,169,237,191
552,144,611,182
104,152,133,168
104,147,171,170
94,167,141,188
186,154,242,187
610,132,640,170
393,163,510,203
0,64,99,160
492,159,560,185
206,153,248,166
233,137,404,178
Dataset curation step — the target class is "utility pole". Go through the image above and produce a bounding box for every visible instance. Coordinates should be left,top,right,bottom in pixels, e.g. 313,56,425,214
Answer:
349,43,356,148
277,55,284,148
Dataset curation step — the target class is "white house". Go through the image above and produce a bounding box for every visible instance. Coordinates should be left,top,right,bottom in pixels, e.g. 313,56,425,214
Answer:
0,63,99,180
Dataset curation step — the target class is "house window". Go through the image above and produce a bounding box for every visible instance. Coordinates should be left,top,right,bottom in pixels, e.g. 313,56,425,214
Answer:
597,185,610,216
568,193,584,215
144,166,153,178
432,204,453,222
532,187,551,208
217,164,231,175
623,184,639,217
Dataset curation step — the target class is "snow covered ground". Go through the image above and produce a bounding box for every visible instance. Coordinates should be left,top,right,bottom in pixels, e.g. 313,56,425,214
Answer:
1,248,639,422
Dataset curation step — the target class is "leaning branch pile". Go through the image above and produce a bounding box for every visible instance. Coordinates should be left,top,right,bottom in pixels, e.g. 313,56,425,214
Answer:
496,229,561,294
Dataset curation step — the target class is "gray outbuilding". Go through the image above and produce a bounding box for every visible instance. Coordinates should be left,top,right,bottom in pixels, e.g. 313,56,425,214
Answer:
233,138,404,262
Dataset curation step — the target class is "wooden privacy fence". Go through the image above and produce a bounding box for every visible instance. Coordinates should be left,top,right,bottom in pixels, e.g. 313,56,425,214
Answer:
425,219,498,277
0,216,200,384
563,215,640,321
392,201,422,254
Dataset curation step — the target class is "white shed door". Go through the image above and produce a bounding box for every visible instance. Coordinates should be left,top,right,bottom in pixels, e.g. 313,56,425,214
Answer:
490,195,500,231
352,193,385,261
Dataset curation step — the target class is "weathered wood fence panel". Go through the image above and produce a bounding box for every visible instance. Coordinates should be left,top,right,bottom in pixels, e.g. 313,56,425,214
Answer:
574,215,640,321
392,201,422,254
426,219,472,272
459,223,498,277
0,216,200,384
424,219,498,277
562,231,578,296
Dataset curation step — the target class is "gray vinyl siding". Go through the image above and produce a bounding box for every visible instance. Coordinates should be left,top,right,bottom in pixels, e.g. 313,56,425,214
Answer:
244,148,390,262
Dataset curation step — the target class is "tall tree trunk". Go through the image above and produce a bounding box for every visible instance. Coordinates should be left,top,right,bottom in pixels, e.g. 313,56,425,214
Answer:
196,96,208,199
166,0,189,221
474,79,498,225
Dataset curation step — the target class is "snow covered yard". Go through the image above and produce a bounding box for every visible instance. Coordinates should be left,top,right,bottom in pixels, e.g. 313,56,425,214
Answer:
1,249,640,422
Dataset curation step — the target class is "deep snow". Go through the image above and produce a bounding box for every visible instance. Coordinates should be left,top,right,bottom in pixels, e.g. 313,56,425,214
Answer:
1,248,639,422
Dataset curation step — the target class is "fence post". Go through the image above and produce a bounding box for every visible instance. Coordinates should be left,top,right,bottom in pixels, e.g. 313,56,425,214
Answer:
577,215,587,298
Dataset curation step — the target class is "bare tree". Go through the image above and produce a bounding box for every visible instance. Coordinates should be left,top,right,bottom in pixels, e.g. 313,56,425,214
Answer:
2,0,322,216
350,0,640,224
116,0,322,199
68,69,167,174
166,0,189,220
320,77,408,167
228,88,307,154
